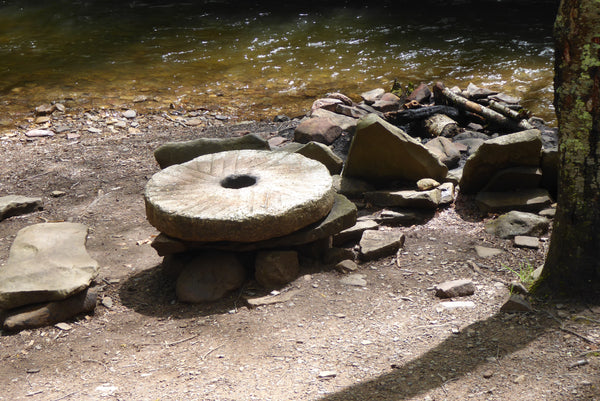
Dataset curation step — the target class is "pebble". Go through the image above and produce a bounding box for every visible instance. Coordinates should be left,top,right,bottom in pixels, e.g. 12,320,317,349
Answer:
55,322,72,331
25,129,54,137
482,370,494,378
51,191,66,198
122,109,137,119
101,296,114,308
318,371,337,378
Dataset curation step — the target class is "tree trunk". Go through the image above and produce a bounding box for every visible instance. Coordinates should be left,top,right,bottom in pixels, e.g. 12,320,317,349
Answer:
533,0,600,298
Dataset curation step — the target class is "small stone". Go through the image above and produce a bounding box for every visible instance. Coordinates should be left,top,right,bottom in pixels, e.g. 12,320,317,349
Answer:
500,294,533,313
513,235,540,249
513,374,526,384
340,274,367,287
474,246,503,258
359,230,406,261
335,259,358,273
416,178,440,191
87,127,102,134
318,371,337,379
122,109,137,119
54,103,66,112
440,301,476,309
101,296,113,308
35,116,51,124
35,104,55,115
435,279,475,298
25,129,54,137
55,322,72,331
51,190,66,198
255,250,300,289
482,370,494,379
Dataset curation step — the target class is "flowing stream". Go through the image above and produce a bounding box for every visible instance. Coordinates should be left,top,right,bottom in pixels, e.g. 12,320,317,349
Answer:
0,0,558,124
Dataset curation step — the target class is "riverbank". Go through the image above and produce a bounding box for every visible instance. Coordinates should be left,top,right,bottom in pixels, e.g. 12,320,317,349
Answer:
0,94,598,400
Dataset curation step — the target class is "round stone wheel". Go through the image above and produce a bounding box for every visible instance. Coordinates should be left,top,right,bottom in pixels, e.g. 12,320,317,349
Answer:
145,149,335,242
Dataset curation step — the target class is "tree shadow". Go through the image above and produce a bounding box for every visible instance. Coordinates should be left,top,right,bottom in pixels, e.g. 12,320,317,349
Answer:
317,304,599,401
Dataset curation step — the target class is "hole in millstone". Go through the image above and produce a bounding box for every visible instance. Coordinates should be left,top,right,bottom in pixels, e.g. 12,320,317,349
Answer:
220,174,258,189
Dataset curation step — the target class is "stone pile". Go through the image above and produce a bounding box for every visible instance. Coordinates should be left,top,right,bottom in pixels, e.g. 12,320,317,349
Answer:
0,222,99,331
145,135,358,301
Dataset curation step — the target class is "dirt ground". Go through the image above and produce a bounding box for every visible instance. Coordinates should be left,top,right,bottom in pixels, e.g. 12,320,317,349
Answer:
0,105,598,401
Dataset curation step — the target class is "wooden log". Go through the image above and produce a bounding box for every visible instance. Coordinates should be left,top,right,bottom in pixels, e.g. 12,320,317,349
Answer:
488,100,534,129
433,82,532,131
423,114,460,138
384,105,460,125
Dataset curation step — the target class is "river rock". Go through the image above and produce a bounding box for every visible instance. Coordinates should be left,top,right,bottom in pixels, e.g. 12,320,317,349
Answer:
255,250,300,289
364,188,441,209
435,279,475,298
459,129,542,194
145,150,335,242
25,129,54,137
0,222,99,310
484,211,550,239
359,230,405,261
372,93,402,112
311,98,343,112
343,114,448,183
335,259,359,273
2,288,97,332
294,117,343,145
424,137,461,168
406,83,432,103
310,108,358,131
151,193,356,254
175,251,246,303
0,195,43,221
475,188,553,213
513,235,540,249
294,141,343,175
416,178,440,191
361,88,385,104
153,134,270,168
481,167,542,192
335,104,369,118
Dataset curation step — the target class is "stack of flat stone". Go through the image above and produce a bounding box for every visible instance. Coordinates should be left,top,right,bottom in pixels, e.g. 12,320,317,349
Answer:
0,222,99,331
145,136,357,301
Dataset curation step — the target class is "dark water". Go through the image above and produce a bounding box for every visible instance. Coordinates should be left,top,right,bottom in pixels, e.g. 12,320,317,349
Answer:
0,0,558,123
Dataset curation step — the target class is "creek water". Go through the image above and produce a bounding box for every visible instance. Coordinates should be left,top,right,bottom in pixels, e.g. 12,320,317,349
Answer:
0,0,558,124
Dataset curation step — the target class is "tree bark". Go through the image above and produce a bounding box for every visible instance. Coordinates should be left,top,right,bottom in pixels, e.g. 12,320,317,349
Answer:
533,0,600,298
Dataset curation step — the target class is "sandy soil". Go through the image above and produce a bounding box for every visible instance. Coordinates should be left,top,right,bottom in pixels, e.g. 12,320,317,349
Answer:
0,106,598,401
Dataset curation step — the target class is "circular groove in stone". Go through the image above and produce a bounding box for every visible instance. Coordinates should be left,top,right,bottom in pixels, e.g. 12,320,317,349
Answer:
144,150,335,242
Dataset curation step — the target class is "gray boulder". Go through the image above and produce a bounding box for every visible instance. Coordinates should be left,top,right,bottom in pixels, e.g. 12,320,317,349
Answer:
294,141,343,175
154,134,270,168
294,117,343,145
343,114,448,183
0,222,99,310
460,129,542,194
485,211,550,239
310,108,358,131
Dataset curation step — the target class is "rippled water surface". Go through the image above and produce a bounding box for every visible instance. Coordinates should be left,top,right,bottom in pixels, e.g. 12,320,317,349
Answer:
0,0,558,123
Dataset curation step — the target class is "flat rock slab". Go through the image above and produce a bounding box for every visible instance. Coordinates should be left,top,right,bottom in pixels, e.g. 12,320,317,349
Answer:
333,219,379,246
153,134,270,168
145,150,335,243
0,222,99,310
435,279,475,298
365,188,441,209
0,195,43,221
514,235,540,249
475,188,553,213
485,211,550,239
475,245,504,258
359,230,406,261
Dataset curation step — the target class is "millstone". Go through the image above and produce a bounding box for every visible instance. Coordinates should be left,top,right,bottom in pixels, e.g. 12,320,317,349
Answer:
144,149,335,242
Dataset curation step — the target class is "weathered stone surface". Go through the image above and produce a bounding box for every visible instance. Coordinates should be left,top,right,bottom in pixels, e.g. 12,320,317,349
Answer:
310,108,358,131
475,245,504,258
364,188,441,209
372,93,402,112
343,114,448,183
0,223,99,310
2,288,97,332
175,251,246,303
326,92,353,105
255,250,300,288
424,137,461,168
332,175,375,198
311,98,343,112
335,259,359,273
500,294,533,313
333,219,379,246
294,117,343,145
374,209,434,226
513,235,540,249
335,104,369,118
435,279,475,298
359,230,405,261
416,178,440,191
340,274,367,286
481,167,542,192
25,129,54,137
439,182,455,205
0,195,43,221
475,189,553,213
294,141,343,175
459,129,542,194
154,134,270,168
361,88,385,104
485,211,550,239
145,150,335,243
406,83,432,103
151,194,356,254
539,207,556,218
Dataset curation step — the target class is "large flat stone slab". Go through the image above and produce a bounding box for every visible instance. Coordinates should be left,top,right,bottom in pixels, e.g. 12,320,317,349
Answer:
0,222,99,310
364,188,441,209
145,150,335,243
343,114,448,183
485,211,550,239
359,230,406,261
475,189,553,213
